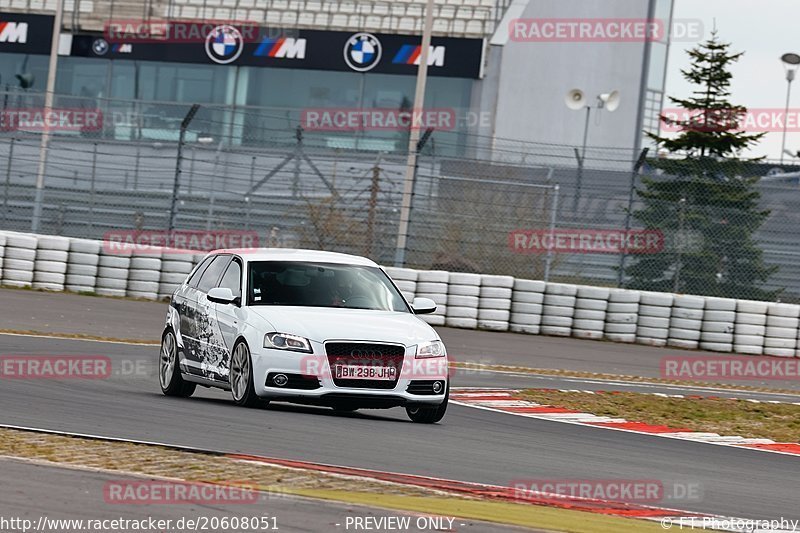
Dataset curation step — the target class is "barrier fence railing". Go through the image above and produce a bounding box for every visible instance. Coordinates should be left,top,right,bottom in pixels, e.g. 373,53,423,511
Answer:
1,93,799,301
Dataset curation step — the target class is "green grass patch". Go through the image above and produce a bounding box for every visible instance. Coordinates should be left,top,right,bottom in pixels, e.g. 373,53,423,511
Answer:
518,390,800,443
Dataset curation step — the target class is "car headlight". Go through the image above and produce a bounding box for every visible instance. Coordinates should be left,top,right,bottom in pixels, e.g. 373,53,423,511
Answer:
264,332,313,353
415,340,446,359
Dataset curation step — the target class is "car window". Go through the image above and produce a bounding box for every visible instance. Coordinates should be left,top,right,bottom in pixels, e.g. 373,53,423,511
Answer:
218,259,242,299
248,261,409,312
187,257,213,288
196,256,231,293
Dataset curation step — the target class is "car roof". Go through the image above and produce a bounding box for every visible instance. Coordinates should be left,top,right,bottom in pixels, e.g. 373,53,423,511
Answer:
207,248,380,267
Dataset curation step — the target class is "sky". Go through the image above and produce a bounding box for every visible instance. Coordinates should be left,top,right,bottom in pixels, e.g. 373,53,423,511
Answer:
667,0,799,163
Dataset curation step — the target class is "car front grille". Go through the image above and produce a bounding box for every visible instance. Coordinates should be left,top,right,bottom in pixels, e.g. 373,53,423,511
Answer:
325,342,405,390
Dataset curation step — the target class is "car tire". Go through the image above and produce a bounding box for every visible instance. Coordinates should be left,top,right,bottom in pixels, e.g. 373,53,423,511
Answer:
159,330,196,398
230,340,260,408
406,385,448,424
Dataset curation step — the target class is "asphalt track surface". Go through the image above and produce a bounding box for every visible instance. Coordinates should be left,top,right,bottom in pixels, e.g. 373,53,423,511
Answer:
0,458,522,533
1,334,800,522
4,288,800,391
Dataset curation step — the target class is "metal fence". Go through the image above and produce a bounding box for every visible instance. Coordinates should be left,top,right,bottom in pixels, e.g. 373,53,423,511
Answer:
2,93,800,301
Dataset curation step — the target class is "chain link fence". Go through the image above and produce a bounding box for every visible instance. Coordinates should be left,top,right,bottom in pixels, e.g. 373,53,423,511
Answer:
1,90,799,301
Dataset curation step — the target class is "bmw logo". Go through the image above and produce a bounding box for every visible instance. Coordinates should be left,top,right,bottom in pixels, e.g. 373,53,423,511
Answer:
92,38,109,55
343,32,382,72
205,25,244,65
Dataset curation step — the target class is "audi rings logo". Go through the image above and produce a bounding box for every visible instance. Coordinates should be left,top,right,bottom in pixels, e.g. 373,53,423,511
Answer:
343,32,382,72
350,349,383,358
205,25,244,64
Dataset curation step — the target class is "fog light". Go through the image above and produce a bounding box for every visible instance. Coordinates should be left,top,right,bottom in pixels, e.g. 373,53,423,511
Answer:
273,374,288,387
432,380,444,394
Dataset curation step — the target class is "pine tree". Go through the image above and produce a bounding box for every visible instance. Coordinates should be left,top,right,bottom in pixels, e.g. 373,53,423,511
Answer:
626,32,777,300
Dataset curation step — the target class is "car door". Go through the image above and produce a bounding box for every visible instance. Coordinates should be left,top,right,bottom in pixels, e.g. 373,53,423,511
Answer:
211,257,243,381
190,254,232,380
175,255,213,375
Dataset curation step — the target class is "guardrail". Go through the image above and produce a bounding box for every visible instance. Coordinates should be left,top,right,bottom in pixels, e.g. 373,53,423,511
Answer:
2,229,798,358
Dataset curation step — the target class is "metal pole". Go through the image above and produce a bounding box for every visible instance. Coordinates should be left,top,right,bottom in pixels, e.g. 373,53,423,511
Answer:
572,105,590,212
617,148,649,287
780,72,794,165
31,0,65,232
543,184,559,282
246,155,255,231
3,138,15,226
673,197,686,293
88,142,97,231
393,0,434,267
134,146,140,190
206,140,224,232
366,155,381,257
168,104,200,236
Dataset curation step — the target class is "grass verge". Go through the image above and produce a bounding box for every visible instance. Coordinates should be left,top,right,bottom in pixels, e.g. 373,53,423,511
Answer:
517,389,800,443
0,427,666,533
452,361,800,396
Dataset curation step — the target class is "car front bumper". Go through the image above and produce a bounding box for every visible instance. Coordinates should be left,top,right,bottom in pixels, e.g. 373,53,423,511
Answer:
250,343,449,407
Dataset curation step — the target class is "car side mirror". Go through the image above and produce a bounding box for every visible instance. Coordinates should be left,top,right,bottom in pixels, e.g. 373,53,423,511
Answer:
411,297,437,315
207,287,237,305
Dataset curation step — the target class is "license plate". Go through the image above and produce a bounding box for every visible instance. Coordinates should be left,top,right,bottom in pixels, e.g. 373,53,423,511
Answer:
335,364,396,380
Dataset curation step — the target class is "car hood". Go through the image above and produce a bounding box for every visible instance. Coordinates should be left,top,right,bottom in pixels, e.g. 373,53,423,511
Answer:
247,306,439,346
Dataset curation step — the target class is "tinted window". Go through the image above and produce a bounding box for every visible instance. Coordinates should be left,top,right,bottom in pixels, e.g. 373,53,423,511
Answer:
248,261,408,312
197,256,230,293
187,257,213,288
218,260,242,298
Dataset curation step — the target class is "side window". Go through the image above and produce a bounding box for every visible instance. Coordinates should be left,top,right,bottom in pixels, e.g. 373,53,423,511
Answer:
187,257,213,288
196,256,230,293
218,260,242,299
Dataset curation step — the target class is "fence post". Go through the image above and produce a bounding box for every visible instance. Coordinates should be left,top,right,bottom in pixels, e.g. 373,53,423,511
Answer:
617,148,649,288
673,197,686,293
246,155,256,231
3,137,14,226
134,146,140,190
544,184,559,282
168,104,200,236
89,142,97,231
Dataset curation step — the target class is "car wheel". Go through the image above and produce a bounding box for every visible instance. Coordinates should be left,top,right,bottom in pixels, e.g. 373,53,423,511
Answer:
406,385,448,424
159,330,196,397
230,340,260,408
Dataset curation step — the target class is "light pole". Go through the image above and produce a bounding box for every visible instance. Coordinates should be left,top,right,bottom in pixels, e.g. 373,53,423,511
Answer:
394,0,434,267
30,0,65,232
566,89,620,212
780,53,800,165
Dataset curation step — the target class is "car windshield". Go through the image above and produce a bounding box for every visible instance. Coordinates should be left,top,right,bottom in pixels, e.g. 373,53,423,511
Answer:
247,261,409,312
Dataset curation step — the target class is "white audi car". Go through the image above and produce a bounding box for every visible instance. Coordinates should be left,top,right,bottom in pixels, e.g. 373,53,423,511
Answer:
159,249,449,423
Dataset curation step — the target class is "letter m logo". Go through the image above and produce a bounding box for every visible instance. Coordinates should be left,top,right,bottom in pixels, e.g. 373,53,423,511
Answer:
254,37,306,59
0,22,28,43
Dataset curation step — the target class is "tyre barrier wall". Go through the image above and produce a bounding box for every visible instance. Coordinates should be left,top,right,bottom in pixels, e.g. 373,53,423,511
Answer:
444,272,480,330
4,230,800,358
